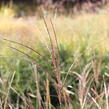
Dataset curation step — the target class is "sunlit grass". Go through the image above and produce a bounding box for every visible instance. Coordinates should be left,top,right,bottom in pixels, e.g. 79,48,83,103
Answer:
0,13,109,56
0,8,109,108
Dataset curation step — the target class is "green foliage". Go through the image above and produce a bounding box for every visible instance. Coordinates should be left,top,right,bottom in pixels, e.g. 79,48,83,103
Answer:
0,13,109,108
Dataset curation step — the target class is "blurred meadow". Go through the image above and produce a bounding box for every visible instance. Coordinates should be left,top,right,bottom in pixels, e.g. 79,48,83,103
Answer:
0,1,109,109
